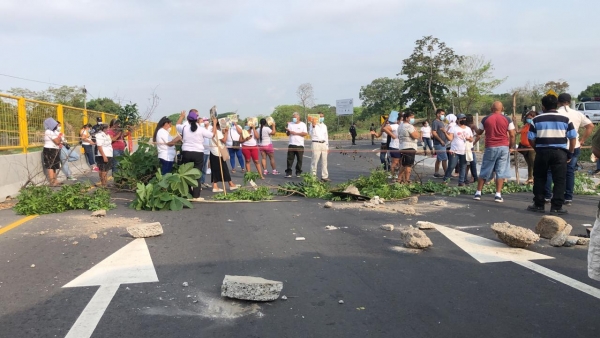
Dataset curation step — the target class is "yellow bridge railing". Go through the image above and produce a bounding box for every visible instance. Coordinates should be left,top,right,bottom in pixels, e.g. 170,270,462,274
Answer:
0,93,157,153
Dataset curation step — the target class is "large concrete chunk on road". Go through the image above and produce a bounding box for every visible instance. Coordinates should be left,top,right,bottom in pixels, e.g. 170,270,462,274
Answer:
127,222,164,238
221,275,283,301
416,221,437,230
549,224,573,247
491,222,540,248
399,226,432,249
536,216,568,239
343,185,360,196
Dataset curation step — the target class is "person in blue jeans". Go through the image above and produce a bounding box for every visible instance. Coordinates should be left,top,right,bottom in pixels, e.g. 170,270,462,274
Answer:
465,114,478,183
443,114,473,186
225,122,245,172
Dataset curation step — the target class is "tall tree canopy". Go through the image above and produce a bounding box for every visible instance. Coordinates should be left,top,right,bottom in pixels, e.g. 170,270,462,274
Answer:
358,77,404,117
86,97,121,114
399,36,464,113
578,83,600,100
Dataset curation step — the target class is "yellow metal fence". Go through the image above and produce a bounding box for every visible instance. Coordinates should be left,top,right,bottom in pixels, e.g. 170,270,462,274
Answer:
0,93,157,153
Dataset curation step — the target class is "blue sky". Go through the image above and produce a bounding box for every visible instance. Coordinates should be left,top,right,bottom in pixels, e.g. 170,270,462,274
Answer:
1,0,599,120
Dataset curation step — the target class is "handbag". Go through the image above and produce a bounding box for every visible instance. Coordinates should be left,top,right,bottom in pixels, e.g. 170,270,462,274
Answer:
229,128,240,148
214,132,230,161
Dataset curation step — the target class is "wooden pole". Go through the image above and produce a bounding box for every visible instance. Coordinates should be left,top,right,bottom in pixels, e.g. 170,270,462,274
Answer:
512,92,520,184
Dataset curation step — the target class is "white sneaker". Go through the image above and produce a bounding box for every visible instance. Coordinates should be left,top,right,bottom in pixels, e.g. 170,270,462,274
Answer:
188,197,204,202
212,188,223,193
229,185,241,191
207,168,212,175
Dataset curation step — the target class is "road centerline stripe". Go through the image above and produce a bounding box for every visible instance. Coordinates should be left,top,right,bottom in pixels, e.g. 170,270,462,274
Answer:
0,215,39,236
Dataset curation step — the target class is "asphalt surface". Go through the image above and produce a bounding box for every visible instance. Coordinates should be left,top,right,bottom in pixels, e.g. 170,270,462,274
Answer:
1,139,600,338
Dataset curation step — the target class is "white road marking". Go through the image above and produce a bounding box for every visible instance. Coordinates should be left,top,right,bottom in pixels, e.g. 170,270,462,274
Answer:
436,225,600,300
64,238,158,338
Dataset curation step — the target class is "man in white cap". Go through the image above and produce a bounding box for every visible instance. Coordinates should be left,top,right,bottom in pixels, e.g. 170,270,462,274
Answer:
310,112,329,181
285,112,308,178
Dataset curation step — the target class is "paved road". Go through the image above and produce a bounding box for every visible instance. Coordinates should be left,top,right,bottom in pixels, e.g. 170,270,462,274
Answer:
1,139,599,337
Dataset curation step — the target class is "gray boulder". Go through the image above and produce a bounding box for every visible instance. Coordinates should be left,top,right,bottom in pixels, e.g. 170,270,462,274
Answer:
380,224,394,231
536,216,568,239
491,222,540,248
343,185,360,196
416,221,437,230
407,196,418,205
549,224,573,247
563,236,579,247
221,275,283,301
399,226,432,249
324,201,333,209
127,222,164,238
577,238,591,246
400,206,416,215
91,210,106,217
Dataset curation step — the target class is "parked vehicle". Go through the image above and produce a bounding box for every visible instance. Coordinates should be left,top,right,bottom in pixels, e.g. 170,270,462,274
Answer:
576,97,600,123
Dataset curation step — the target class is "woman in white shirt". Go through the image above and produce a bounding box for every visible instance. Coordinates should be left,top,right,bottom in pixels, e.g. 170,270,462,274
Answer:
236,122,264,179
443,114,473,186
381,111,400,179
43,117,63,186
226,122,245,173
95,124,113,187
176,109,214,201
80,124,99,172
258,118,278,175
153,117,181,175
209,122,240,193
374,120,391,171
420,120,433,156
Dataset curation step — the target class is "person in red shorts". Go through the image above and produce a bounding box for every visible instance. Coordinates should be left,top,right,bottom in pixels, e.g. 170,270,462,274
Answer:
237,122,264,179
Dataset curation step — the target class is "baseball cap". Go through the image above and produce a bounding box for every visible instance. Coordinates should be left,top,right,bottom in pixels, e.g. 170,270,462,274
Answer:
557,93,571,103
187,111,199,121
96,117,102,122
457,113,466,119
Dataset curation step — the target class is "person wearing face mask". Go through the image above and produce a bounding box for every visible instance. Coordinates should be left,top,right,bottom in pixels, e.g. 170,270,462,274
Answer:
80,124,99,172
236,120,264,179
153,117,181,175
397,112,420,183
443,114,474,186
310,112,330,182
95,123,113,187
420,120,433,156
285,112,308,178
517,111,537,185
200,118,213,188
431,109,448,178
57,122,79,181
43,117,63,186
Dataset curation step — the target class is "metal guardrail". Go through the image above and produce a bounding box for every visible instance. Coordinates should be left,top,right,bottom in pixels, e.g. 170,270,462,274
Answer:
0,93,157,153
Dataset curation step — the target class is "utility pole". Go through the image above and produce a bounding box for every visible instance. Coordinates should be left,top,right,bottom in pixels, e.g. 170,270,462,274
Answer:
83,86,87,110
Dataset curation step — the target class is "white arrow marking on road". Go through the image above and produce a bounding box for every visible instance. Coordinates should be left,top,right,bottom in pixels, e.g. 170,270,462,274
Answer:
436,225,600,300
63,238,158,338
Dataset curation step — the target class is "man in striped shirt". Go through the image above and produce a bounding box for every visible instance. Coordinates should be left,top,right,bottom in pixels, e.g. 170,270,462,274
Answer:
527,95,577,214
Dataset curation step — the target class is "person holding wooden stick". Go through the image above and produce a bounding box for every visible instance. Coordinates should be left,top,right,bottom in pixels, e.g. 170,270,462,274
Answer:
210,119,240,193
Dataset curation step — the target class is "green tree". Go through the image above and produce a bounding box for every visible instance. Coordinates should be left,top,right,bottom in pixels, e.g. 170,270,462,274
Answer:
87,97,121,114
116,103,141,129
270,105,302,129
578,83,600,100
8,86,86,107
358,77,404,118
449,55,506,114
544,80,569,94
399,35,464,113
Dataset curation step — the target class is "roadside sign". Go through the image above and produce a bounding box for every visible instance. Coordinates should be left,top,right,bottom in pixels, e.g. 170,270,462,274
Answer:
546,89,558,97
336,99,354,116
380,114,388,125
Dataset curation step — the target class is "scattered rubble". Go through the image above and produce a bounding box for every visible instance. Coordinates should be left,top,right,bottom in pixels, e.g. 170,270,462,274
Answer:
91,210,106,217
536,216,568,239
30,264,35,268
325,225,338,230
380,224,394,231
127,222,164,238
182,282,189,287
89,234,98,239
343,185,360,196
407,196,418,205
399,226,432,249
549,224,573,247
324,202,333,209
563,236,579,247
363,202,376,208
338,300,344,304
431,200,447,206
296,237,305,241
371,196,385,205
221,275,283,301
416,221,436,230
280,295,288,300
491,222,540,248
577,238,591,246
400,207,416,216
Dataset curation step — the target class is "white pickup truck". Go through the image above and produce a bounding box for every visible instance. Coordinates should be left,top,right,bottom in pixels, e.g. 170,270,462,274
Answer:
576,98,600,123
